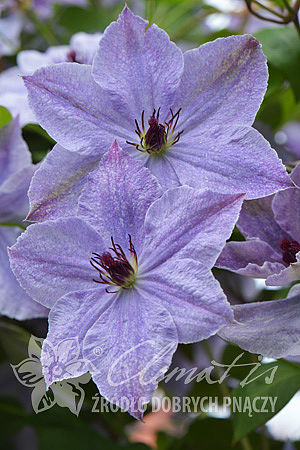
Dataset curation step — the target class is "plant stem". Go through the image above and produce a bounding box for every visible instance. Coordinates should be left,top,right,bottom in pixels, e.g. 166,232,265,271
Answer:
26,9,58,46
147,0,155,26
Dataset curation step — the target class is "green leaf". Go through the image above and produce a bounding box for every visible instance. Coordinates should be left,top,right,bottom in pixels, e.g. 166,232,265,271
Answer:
0,320,31,363
255,27,300,101
0,106,12,128
232,359,300,442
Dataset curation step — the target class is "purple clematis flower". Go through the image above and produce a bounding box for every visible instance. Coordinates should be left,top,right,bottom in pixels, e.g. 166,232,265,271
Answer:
217,164,300,286
23,7,290,222
0,117,48,319
0,32,102,125
9,142,244,418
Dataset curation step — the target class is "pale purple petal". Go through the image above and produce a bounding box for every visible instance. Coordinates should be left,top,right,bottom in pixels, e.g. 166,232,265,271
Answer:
272,186,300,243
41,288,112,385
216,239,284,278
219,294,300,358
0,166,35,223
0,117,32,180
291,164,300,187
92,7,183,120
70,32,102,65
0,227,48,320
78,141,162,252
140,186,244,272
237,195,289,248
173,35,268,131
9,218,104,308
266,253,300,286
142,259,233,343
23,63,134,154
0,67,35,126
169,127,291,199
27,144,99,222
144,155,181,190
83,289,178,419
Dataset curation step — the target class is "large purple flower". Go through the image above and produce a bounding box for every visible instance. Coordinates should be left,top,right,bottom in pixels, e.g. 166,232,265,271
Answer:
0,118,48,319
0,32,102,125
23,7,290,222
217,164,300,286
9,142,244,418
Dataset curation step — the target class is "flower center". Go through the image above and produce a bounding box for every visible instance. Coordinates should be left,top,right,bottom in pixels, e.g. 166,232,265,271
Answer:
126,108,183,155
279,238,300,265
90,235,137,293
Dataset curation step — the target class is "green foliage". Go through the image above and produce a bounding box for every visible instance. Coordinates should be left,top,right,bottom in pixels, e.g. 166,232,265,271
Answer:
232,359,300,442
0,106,12,128
255,27,300,102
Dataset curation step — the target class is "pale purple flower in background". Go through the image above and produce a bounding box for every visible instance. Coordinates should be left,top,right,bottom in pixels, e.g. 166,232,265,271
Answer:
279,121,300,161
217,164,300,287
9,142,244,418
0,12,22,56
0,32,102,125
0,0,88,56
23,7,290,222
0,117,35,223
0,118,48,320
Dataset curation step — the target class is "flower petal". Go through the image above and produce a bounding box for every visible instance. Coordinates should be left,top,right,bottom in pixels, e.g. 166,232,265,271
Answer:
218,294,300,358
0,227,48,320
169,127,291,200
142,259,233,343
77,141,162,253
0,116,32,180
266,253,300,286
83,289,178,419
140,186,244,272
92,7,183,120
216,239,284,278
174,35,267,131
237,195,289,248
0,166,34,223
27,144,99,222
9,218,104,308
272,186,300,243
23,63,134,155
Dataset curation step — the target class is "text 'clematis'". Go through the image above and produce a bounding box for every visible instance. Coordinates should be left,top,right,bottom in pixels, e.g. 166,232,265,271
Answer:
9,142,244,418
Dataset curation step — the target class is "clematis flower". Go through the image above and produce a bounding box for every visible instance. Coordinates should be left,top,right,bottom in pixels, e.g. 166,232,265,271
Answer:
0,0,88,57
0,32,102,125
0,117,48,319
23,7,290,222
9,142,244,418
217,164,300,286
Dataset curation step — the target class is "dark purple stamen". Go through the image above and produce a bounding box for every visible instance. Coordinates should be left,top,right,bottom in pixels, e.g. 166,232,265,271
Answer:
67,50,79,63
126,107,183,154
279,238,300,265
90,235,137,293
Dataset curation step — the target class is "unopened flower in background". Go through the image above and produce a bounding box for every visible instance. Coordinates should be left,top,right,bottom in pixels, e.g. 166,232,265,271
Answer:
0,118,48,319
0,32,102,125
